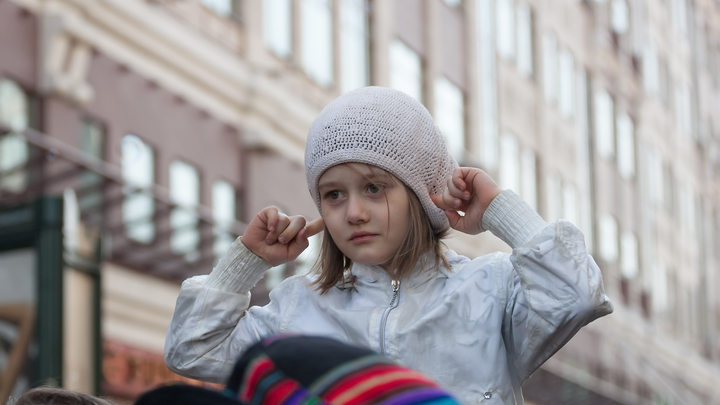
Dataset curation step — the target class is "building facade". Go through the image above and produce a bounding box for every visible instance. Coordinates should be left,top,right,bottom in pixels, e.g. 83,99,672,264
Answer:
1,0,719,404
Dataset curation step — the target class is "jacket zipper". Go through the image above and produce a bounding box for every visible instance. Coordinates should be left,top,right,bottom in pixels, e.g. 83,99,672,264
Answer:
379,279,400,355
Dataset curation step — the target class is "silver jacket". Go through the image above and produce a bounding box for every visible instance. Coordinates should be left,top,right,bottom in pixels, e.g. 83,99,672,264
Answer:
165,191,613,405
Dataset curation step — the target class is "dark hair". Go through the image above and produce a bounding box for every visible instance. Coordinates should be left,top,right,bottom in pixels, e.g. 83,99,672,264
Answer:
312,167,450,294
13,387,115,405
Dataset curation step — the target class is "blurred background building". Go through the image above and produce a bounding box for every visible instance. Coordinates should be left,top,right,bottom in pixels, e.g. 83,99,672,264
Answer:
0,0,719,403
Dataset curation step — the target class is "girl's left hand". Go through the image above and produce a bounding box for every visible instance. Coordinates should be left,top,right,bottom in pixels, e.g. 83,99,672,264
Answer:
430,167,503,235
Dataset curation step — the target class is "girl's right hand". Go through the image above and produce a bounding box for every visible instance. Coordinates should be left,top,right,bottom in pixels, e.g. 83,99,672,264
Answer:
240,206,324,267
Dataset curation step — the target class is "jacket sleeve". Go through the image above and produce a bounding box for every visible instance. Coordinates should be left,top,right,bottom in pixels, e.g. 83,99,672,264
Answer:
163,239,286,383
482,190,614,383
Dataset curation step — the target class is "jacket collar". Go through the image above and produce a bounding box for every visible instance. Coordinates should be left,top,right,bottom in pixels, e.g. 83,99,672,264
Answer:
349,250,460,289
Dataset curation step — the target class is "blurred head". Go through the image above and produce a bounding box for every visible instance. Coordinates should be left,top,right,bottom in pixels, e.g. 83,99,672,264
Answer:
226,335,461,405
136,335,461,405
14,387,115,405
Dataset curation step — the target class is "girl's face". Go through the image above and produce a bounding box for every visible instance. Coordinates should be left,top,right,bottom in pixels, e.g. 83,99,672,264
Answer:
318,163,411,269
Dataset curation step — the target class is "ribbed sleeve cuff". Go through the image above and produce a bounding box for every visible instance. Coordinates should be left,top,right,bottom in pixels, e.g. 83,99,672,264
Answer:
481,189,548,249
203,238,272,294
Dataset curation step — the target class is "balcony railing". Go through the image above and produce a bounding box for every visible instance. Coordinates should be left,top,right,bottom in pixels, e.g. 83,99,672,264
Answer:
0,125,246,282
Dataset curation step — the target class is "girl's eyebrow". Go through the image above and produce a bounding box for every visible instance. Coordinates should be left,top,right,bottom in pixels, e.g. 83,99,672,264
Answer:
319,173,392,190
318,181,343,190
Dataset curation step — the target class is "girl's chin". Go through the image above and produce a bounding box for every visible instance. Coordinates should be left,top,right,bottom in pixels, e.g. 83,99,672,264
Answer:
348,255,393,269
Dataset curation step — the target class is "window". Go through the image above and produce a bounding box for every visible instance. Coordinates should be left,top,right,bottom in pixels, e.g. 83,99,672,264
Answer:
658,57,671,107
516,2,533,77
302,0,334,87
263,0,292,58
594,90,615,159
0,134,28,193
121,135,155,243
616,112,635,179
652,261,668,312
434,77,465,160
663,163,675,216
499,135,537,211
715,210,720,261
646,146,664,206
643,42,659,95
546,173,562,223
611,0,630,34
558,48,575,119
499,133,520,193
703,28,713,76
575,68,589,134
679,184,696,235
562,182,579,226
542,32,558,103
170,160,200,260
213,181,236,261
671,0,687,35
341,0,370,93
714,46,720,87
620,231,639,279
201,0,233,17
390,40,422,102
79,119,104,221
675,84,692,136
496,0,515,61
0,79,29,131
599,214,619,263
0,79,30,194
520,148,537,211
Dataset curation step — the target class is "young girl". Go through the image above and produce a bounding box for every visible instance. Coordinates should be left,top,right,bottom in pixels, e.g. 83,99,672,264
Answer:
165,87,613,405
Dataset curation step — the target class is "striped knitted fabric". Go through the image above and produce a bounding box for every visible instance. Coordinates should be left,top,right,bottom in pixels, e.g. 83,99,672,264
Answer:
225,336,460,405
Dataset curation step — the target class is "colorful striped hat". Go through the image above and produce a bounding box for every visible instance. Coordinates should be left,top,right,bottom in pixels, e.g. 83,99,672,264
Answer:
136,335,459,405
225,335,459,405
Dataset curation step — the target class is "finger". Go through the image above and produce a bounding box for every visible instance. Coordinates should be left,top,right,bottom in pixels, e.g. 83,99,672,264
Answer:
277,216,307,244
291,227,310,250
304,218,325,237
266,214,290,244
452,167,467,192
446,174,468,200
430,194,454,211
264,207,279,233
442,178,462,209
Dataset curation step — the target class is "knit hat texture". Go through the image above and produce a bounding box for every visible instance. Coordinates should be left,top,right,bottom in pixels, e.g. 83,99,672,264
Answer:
305,86,458,233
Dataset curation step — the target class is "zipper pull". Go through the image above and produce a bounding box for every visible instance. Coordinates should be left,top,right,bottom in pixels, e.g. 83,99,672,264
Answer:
388,279,400,306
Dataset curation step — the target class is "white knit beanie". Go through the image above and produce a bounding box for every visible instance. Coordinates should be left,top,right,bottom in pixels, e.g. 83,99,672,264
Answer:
305,86,458,233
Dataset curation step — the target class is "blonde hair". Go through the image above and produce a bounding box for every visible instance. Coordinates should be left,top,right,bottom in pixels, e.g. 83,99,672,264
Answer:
312,168,450,294
13,387,115,405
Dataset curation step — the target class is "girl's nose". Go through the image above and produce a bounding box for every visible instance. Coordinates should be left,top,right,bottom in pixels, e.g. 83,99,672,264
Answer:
346,196,369,224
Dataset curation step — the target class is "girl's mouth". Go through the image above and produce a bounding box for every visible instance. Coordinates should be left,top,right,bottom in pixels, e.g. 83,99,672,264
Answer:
350,232,377,243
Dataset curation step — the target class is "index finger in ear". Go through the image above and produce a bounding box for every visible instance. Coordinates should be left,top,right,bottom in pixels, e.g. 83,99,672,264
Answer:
430,194,454,210
304,218,325,237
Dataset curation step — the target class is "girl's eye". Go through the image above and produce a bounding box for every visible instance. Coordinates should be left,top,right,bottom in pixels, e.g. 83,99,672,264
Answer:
367,183,383,194
327,191,342,200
